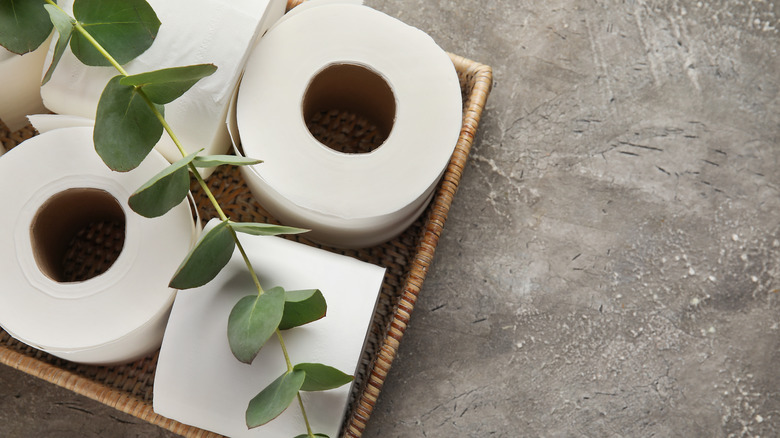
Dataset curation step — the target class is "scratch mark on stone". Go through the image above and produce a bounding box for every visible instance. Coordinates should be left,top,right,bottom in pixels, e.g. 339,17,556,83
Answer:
618,140,664,152
619,151,640,157
109,415,136,425
702,159,720,167
56,403,94,416
421,387,482,419
548,26,567,40
656,166,671,176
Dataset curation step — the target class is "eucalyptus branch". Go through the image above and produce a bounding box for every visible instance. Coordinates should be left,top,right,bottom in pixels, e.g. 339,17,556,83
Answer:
62,11,315,435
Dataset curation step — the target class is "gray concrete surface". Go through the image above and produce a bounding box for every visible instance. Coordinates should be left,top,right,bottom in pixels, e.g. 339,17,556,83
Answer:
1,0,778,437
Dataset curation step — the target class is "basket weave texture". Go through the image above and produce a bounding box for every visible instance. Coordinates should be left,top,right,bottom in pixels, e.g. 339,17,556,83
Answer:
0,5,493,437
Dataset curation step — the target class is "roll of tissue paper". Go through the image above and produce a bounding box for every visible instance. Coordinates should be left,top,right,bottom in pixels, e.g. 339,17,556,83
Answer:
41,0,287,167
0,40,50,131
0,127,197,365
235,3,462,248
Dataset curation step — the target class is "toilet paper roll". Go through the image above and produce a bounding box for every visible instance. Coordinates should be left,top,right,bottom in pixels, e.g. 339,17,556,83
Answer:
154,219,385,437
41,0,287,168
236,4,462,248
0,38,51,132
0,127,196,365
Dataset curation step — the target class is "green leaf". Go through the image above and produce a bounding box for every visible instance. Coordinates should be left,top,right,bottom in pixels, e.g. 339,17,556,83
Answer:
42,4,75,85
278,289,327,330
228,287,285,364
70,0,160,66
94,75,164,172
230,222,308,237
169,221,235,289
0,0,52,54
192,155,262,168
128,152,198,218
293,363,353,392
246,370,305,429
119,64,217,104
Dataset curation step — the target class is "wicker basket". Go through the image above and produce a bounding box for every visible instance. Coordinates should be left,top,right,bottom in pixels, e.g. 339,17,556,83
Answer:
0,2,492,436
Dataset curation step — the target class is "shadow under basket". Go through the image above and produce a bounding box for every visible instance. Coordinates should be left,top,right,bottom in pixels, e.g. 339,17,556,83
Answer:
0,53,492,438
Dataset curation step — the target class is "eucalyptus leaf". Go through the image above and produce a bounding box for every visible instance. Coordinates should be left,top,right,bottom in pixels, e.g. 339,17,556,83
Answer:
230,222,308,237
278,289,327,330
71,0,160,66
228,287,285,364
246,370,305,429
169,220,235,289
120,64,217,104
128,152,198,218
94,75,164,172
42,4,75,85
192,155,262,168
293,363,353,392
0,0,52,54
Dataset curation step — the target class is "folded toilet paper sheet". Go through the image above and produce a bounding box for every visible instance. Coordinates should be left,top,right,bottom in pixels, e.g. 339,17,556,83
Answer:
154,219,385,437
41,0,287,167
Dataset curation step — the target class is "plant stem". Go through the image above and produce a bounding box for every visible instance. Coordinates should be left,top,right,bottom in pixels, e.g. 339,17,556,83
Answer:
228,226,264,294
297,393,315,438
276,330,293,372
56,5,315,431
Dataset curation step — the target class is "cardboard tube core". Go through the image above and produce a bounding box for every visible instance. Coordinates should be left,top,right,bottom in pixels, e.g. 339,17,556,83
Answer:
302,63,396,153
30,188,126,283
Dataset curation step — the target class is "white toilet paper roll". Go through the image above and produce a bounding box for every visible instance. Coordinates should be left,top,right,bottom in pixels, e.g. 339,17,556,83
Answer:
0,127,196,365
41,0,287,167
0,39,50,132
154,219,385,437
236,4,462,248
